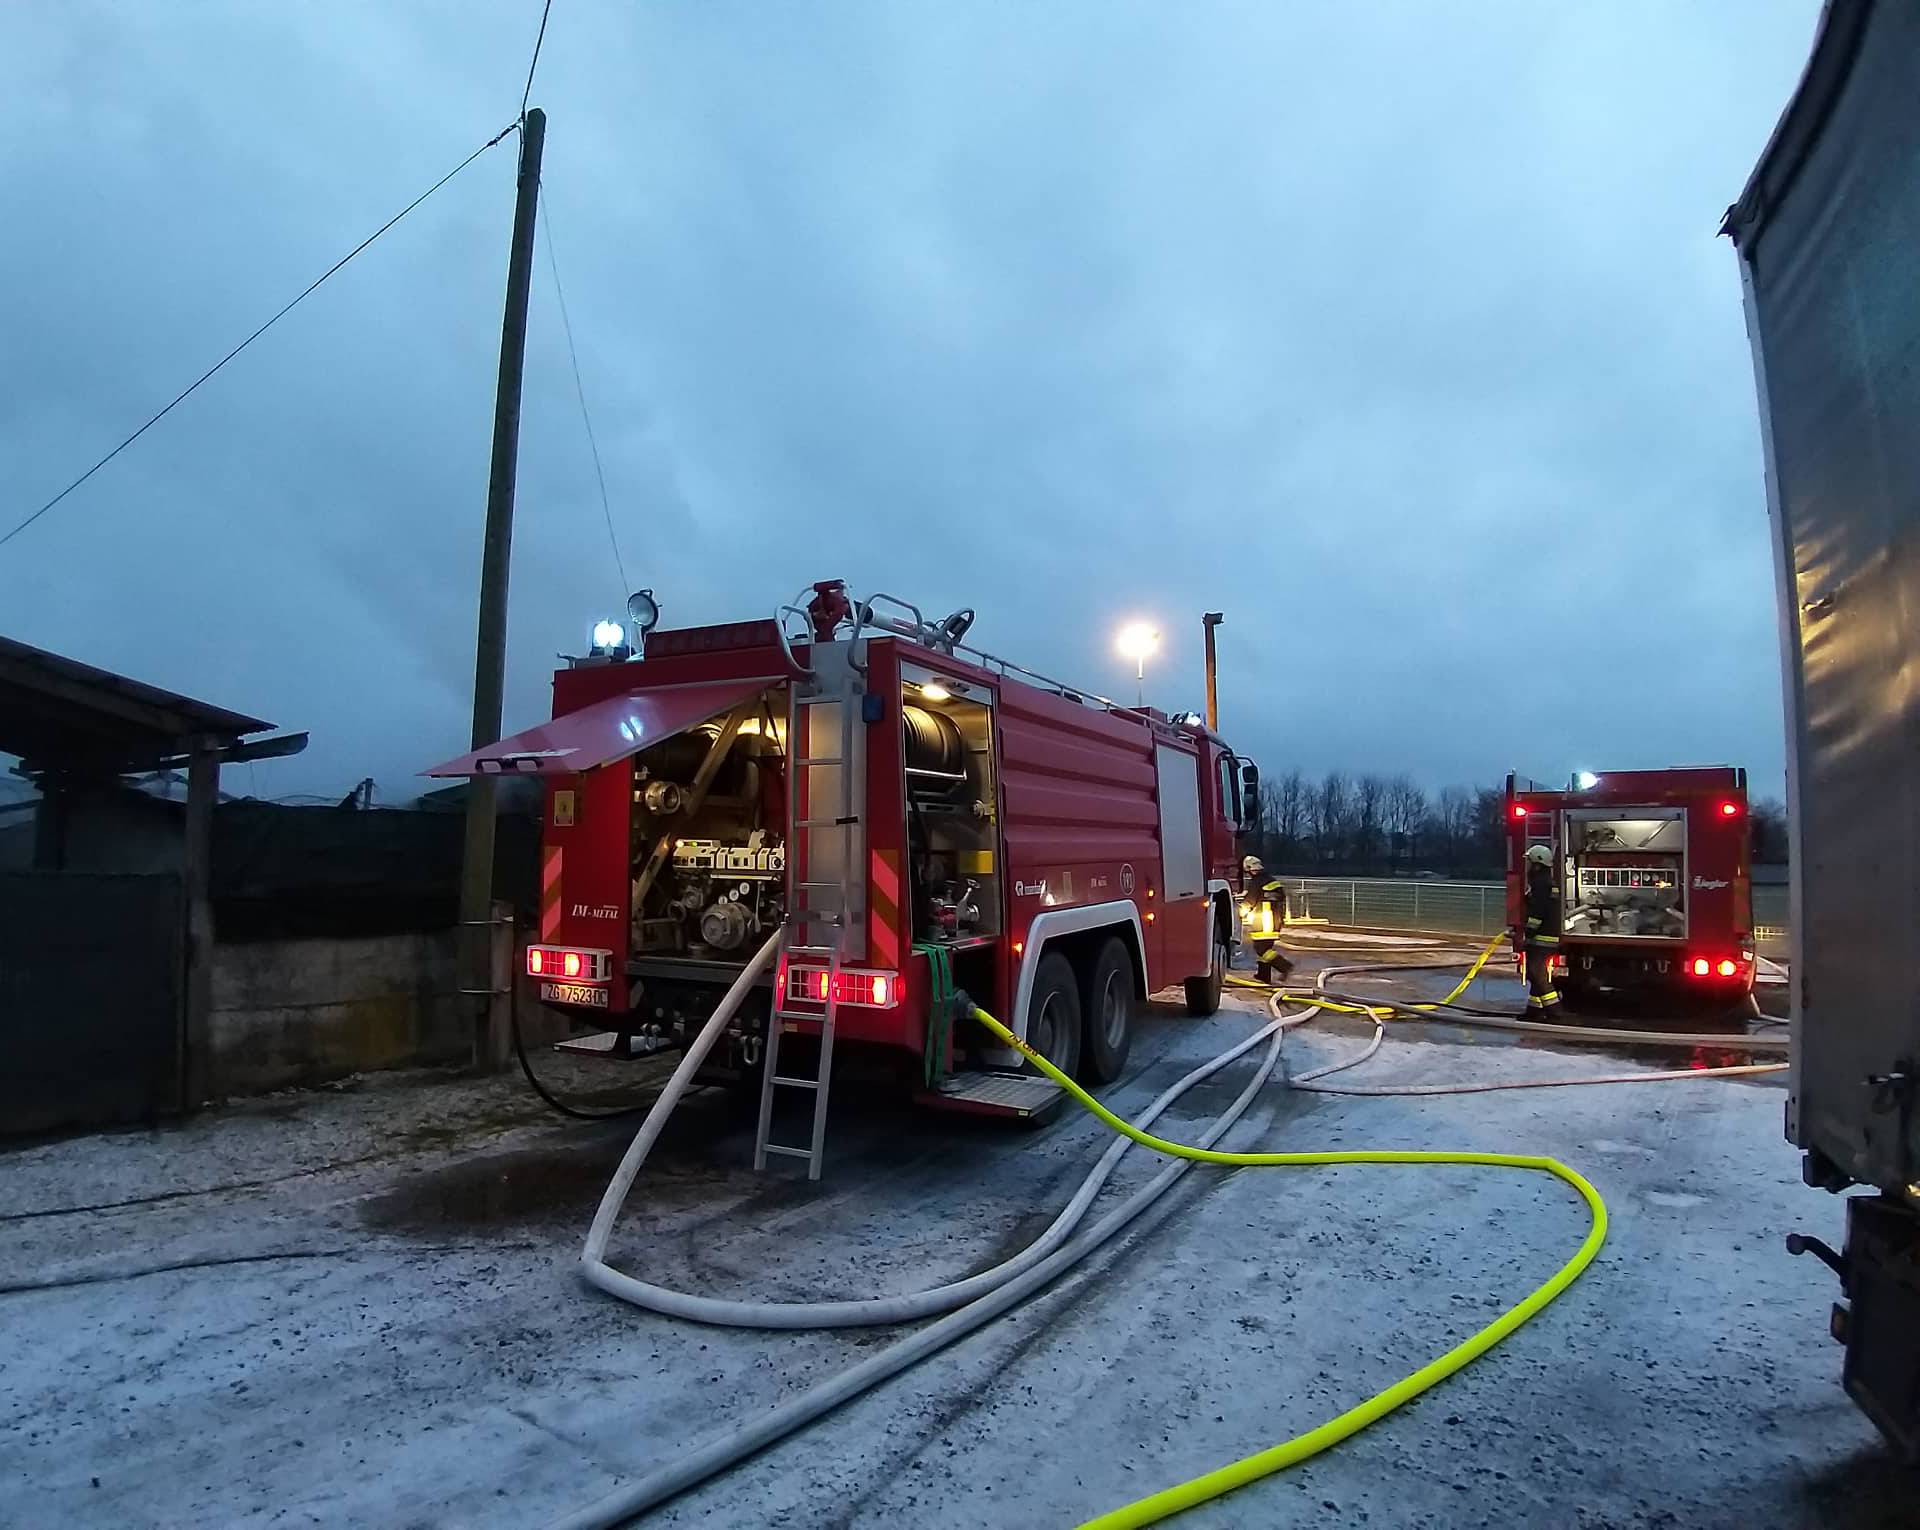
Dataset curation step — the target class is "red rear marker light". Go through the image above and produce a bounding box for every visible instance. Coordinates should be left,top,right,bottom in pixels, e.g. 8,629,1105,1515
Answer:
1512,804,1528,820
1691,958,1711,977
527,945,612,983
1720,801,1740,817
1717,959,1738,977
786,966,899,1009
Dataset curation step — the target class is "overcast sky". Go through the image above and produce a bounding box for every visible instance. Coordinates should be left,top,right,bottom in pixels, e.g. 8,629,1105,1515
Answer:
1,1,1816,804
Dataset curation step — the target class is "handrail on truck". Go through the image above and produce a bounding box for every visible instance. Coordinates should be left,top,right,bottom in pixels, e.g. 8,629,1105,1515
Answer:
775,579,1164,729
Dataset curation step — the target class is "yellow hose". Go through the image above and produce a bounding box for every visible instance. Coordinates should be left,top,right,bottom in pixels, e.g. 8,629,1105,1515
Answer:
967,1002,1608,1530
1227,927,1508,1017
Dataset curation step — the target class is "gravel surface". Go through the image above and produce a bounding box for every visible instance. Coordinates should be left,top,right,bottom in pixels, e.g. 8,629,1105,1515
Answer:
0,954,1902,1529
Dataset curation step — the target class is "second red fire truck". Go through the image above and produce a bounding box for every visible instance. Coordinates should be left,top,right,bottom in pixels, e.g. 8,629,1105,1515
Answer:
431,580,1261,1167
1505,766,1755,1011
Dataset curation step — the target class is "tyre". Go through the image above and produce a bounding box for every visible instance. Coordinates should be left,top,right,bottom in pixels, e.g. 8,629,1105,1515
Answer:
1184,915,1228,1016
1082,936,1137,1084
1023,951,1083,1081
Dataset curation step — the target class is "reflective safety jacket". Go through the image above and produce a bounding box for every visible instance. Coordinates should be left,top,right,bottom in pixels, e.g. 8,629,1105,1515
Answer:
1523,869,1561,949
1244,876,1289,941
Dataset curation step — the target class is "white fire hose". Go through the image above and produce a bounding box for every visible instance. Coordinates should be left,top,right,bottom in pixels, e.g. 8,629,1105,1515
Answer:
558,933,1783,1528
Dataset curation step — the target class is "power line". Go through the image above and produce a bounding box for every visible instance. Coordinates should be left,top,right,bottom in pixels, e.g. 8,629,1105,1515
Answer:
540,193,630,601
520,0,555,118
1,120,520,553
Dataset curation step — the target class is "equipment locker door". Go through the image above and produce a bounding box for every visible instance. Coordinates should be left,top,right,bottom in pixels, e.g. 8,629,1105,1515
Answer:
1155,744,1209,978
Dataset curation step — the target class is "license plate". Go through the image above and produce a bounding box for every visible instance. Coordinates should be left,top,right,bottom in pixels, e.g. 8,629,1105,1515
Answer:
541,981,608,1009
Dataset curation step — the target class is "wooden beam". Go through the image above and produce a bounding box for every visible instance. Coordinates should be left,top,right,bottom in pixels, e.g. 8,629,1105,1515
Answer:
180,740,219,1107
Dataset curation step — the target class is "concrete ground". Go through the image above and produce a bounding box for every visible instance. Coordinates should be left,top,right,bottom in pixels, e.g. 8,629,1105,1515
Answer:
1,948,1905,1529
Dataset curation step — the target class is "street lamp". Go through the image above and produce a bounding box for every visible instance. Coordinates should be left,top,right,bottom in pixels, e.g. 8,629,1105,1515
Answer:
1116,622,1159,706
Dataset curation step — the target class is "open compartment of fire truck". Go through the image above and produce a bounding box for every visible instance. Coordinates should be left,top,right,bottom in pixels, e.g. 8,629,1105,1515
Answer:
1560,809,1687,941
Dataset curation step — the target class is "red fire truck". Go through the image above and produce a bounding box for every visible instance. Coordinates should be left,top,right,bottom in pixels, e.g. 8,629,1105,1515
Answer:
1505,767,1755,1010
431,581,1260,1154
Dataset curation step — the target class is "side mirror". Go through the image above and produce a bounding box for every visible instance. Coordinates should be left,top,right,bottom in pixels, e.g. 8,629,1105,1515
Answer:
1239,761,1262,832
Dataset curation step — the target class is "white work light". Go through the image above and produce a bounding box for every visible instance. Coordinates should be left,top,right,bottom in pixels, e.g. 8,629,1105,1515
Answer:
1575,771,1600,790
592,619,626,650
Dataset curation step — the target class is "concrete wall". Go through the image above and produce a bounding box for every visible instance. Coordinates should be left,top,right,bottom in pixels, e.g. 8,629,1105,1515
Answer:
210,930,468,1095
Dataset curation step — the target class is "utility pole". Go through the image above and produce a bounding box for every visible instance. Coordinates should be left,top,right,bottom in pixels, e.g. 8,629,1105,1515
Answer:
1202,612,1223,731
459,106,545,1070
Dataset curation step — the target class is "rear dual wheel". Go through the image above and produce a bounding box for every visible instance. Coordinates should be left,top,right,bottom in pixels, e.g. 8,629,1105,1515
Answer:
1022,940,1137,1087
1082,937,1136,1084
1024,953,1083,1081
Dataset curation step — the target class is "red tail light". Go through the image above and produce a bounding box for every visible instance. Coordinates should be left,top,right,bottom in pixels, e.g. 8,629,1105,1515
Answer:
1511,804,1528,820
1719,801,1740,817
786,965,899,1008
1691,958,1711,977
1717,959,1738,977
527,945,612,983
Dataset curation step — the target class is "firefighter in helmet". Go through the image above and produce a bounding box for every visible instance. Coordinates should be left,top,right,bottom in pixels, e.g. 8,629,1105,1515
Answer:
1521,844,1563,1012
1241,855,1295,984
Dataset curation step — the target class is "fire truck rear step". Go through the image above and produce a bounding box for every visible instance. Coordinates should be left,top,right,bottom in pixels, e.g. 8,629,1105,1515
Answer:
924,1071,1062,1116
553,1031,669,1059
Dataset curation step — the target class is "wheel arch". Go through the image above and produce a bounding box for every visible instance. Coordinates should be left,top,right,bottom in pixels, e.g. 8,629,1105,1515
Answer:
996,901,1147,1062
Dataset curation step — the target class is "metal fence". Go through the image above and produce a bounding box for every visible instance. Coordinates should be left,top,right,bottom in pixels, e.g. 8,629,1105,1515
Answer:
1281,878,1506,936
1283,875,1793,954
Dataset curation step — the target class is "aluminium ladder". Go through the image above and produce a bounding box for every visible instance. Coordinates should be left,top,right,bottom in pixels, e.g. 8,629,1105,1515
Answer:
753,664,866,1179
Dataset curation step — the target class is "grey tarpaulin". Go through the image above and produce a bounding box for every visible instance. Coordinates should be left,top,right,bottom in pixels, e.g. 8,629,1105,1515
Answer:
1727,0,1920,1193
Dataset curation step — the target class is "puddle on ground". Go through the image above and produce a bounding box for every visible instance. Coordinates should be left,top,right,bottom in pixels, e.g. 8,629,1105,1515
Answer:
361,1140,643,1233
358,1088,777,1234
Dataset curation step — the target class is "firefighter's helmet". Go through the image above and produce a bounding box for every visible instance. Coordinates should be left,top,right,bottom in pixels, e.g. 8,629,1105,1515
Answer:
1242,855,1264,877
1525,845,1553,867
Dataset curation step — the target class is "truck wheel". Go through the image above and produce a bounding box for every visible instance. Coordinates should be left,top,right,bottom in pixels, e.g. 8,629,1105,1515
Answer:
1184,918,1228,1016
1082,937,1137,1084
1023,951,1083,1082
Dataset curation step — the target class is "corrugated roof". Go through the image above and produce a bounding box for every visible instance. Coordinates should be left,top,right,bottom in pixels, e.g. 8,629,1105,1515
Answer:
0,635,273,774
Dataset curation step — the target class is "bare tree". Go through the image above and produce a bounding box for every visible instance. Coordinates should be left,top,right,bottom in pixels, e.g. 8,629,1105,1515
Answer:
1471,784,1509,872
1258,777,1306,867
1435,785,1475,871
1750,797,1789,864
1383,774,1429,869
1275,768,1307,862
1313,771,1352,865
1353,774,1387,870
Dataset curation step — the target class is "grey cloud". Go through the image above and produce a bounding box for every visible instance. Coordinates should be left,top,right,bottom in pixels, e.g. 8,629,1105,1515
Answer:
0,1,1817,800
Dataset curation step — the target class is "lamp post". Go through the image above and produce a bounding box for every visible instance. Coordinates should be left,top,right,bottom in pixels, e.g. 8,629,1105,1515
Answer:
1116,622,1160,707
1202,611,1223,730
